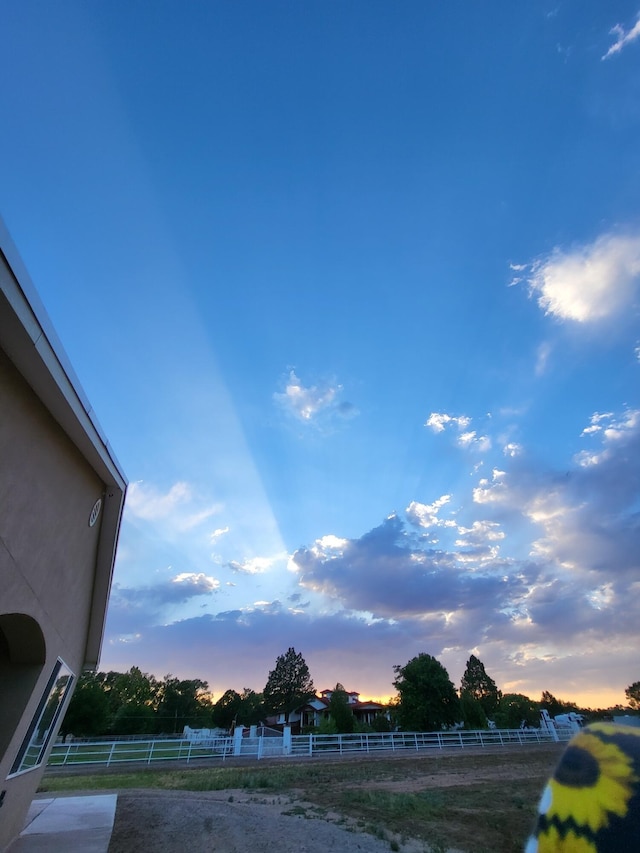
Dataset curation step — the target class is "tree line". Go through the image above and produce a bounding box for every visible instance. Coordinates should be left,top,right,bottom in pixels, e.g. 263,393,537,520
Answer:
61,647,639,738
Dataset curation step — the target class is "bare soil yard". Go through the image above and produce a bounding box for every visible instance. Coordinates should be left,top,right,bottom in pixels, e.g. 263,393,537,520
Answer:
42,743,564,853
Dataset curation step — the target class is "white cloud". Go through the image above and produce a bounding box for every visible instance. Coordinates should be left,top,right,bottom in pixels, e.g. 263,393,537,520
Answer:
406,496,456,530
473,469,507,504
126,481,191,520
457,431,492,452
455,520,505,547
313,534,349,555
426,412,471,432
210,526,230,542
426,413,491,452
575,409,640,467
126,481,222,530
503,443,522,457
274,370,357,425
172,572,220,593
526,232,640,323
535,341,553,376
602,13,640,60
580,412,614,437
228,553,285,575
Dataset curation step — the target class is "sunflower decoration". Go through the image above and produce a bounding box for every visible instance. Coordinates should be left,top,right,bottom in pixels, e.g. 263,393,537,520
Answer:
526,723,640,852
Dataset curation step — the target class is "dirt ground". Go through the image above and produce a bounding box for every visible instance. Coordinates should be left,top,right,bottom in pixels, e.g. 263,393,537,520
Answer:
107,787,418,853
100,745,562,852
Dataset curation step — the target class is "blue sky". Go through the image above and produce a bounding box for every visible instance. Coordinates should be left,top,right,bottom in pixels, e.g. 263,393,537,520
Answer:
2,1,640,707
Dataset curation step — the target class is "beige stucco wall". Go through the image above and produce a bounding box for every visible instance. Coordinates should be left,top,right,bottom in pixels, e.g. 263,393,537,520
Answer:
0,346,108,848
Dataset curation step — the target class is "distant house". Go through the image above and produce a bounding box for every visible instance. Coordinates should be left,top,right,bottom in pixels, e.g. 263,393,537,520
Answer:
0,218,127,849
268,689,388,733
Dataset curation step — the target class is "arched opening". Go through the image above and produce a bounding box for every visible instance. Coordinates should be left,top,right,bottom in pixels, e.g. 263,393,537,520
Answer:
0,613,46,762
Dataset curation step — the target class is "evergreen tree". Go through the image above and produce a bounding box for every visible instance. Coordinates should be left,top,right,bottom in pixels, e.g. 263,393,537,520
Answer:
459,654,501,717
263,647,315,722
625,681,640,710
328,683,355,733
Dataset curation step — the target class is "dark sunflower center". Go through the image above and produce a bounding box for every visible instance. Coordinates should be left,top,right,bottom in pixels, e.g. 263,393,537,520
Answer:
554,745,601,788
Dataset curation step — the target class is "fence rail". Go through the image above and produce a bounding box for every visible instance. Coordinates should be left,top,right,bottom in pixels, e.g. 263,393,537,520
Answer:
47,726,568,769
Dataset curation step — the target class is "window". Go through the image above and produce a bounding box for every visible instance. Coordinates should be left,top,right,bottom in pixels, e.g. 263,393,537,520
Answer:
9,659,74,775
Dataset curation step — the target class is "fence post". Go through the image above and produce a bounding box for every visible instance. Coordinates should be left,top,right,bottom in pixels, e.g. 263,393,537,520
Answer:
283,725,292,756
234,726,244,756
148,740,155,764
107,742,116,767
257,735,264,760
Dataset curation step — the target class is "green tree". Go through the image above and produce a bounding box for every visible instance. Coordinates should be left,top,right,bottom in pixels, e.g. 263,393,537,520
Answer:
237,689,264,726
60,673,111,738
494,693,538,729
625,681,640,710
263,647,315,722
212,689,243,729
212,688,264,728
104,667,159,710
393,653,460,732
111,703,156,735
105,667,160,734
155,675,212,733
328,683,355,733
539,691,579,718
460,692,488,730
460,655,501,717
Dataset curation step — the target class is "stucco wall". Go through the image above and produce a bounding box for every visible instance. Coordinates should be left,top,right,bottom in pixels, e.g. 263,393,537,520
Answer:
0,346,108,848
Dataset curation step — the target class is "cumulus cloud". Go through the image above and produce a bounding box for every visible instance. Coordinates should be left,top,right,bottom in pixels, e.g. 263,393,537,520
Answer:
575,408,640,468
473,469,508,504
406,496,456,530
290,515,524,620
426,412,491,452
455,520,505,547
525,231,640,323
425,412,471,433
458,431,492,452
111,571,220,611
472,407,640,583
503,443,522,458
602,12,640,60
274,370,357,426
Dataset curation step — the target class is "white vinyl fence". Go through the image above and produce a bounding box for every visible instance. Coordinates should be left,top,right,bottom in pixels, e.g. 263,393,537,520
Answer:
47,725,567,769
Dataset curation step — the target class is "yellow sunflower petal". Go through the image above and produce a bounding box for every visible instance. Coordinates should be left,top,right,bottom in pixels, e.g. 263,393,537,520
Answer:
536,826,597,853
